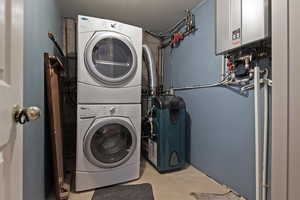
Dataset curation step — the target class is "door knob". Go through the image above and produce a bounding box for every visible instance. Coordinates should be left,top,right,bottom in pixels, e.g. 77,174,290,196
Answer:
13,105,41,124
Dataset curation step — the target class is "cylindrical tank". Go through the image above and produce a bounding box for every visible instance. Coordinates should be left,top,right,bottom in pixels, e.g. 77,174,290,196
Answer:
146,95,187,173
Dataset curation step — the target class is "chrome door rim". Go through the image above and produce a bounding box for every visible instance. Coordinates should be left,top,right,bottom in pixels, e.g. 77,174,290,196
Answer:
83,117,137,168
84,31,137,87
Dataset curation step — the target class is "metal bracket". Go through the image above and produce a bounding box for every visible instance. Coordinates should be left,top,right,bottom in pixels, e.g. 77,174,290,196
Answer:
241,78,272,92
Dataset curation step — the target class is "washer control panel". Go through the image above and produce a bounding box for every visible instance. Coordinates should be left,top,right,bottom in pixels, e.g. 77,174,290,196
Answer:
78,106,96,119
78,105,139,119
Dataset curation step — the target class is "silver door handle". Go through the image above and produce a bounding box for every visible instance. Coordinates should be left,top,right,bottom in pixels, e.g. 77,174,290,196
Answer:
13,105,41,124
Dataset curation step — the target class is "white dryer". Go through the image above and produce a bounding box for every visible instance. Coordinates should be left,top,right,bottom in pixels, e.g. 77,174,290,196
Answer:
77,15,143,104
75,104,141,191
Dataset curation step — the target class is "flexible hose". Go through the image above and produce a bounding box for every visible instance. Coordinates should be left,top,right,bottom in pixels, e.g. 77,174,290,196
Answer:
170,72,233,92
171,81,228,91
143,45,158,96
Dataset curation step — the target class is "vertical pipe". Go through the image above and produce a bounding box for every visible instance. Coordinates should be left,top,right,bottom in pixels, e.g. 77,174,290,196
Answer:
158,47,164,89
64,19,69,77
262,72,269,200
254,66,262,200
160,47,164,90
221,56,225,81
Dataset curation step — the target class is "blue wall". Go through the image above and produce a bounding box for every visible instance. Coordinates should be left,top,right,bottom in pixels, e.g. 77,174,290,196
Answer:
23,0,62,199
164,0,256,199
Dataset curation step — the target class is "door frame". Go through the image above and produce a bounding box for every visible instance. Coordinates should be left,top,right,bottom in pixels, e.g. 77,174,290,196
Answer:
272,0,300,199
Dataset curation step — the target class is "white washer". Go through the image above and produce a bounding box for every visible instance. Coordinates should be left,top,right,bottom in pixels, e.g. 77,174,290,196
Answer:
75,104,141,191
77,15,143,104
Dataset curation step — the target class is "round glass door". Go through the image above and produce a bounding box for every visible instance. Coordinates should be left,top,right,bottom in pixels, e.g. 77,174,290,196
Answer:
84,118,137,168
85,32,137,86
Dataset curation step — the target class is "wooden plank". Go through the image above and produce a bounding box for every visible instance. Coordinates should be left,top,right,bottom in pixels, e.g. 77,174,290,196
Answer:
44,53,69,200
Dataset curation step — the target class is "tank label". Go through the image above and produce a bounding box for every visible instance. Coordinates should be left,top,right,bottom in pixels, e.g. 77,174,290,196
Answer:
148,140,158,167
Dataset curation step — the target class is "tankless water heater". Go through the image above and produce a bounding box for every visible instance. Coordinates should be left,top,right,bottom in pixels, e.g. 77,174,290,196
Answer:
216,0,270,55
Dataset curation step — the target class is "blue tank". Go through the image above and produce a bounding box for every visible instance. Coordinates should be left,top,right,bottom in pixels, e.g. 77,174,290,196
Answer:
146,95,187,173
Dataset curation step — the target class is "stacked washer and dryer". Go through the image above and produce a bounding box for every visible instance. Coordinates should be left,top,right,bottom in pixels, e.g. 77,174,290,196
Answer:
76,15,143,191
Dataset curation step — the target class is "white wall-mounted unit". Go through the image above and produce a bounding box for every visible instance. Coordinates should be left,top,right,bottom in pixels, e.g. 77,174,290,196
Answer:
216,0,270,55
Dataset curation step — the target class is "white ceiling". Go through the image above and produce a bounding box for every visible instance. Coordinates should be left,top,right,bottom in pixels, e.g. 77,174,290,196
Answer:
59,0,204,32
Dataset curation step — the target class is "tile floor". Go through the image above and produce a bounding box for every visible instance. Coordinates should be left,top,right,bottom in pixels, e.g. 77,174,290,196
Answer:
69,160,230,200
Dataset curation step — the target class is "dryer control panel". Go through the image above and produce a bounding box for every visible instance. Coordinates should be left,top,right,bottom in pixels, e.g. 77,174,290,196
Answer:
78,15,139,33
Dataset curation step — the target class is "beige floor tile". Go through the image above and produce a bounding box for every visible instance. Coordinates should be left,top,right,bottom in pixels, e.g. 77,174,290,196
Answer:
69,190,94,200
69,160,229,200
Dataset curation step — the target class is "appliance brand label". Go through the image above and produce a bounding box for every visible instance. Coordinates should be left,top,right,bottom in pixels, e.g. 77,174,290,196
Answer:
148,140,158,167
81,17,89,21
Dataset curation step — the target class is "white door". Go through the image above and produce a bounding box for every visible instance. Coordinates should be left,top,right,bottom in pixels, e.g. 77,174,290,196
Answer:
0,0,24,199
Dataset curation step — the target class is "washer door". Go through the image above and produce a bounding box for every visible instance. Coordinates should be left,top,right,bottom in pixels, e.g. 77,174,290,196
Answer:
83,117,137,168
85,32,137,86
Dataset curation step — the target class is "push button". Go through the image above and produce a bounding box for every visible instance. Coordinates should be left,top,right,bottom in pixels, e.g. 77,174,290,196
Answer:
109,107,116,114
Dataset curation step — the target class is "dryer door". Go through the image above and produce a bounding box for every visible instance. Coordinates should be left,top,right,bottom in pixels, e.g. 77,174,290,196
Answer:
83,117,137,168
85,32,137,86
